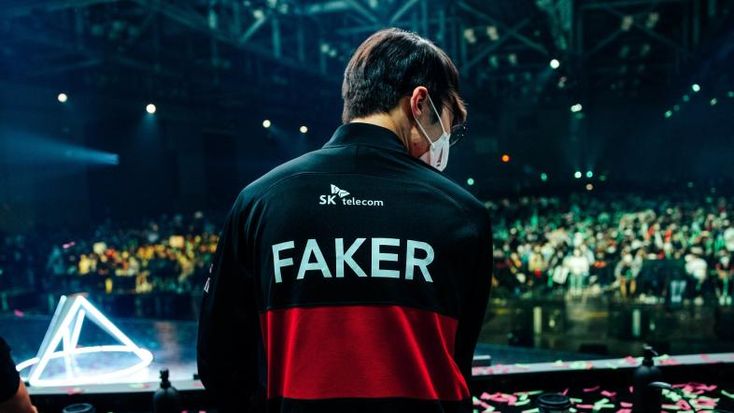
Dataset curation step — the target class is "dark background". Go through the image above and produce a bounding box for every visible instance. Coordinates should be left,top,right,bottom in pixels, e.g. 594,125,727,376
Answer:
0,0,732,231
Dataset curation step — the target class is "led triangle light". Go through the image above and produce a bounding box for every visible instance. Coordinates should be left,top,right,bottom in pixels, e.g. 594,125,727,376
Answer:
16,294,153,387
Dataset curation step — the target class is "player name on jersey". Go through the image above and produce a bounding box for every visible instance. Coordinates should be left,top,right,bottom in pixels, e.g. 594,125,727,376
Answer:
271,238,435,284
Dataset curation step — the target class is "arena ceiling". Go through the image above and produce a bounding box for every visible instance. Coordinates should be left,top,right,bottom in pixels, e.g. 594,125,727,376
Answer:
0,0,732,111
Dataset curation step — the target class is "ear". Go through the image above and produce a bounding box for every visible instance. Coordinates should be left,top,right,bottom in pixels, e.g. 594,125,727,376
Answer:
409,86,429,118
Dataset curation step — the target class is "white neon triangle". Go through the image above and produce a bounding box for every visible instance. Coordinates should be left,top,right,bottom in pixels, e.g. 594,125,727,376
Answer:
18,294,153,387
330,184,340,194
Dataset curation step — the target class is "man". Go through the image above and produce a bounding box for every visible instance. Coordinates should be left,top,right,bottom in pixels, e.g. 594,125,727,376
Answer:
1,337,37,413
198,28,493,413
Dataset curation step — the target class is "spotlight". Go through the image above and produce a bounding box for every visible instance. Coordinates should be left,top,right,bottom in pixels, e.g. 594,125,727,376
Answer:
540,172,548,182
570,103,583,113
586,170,594,178
262,119,271,128
501,154,511,163
586,183,594,191
549,59,560,69
146,103,156,114
57,93,68,103
299,125,308,134
467,178,475,186
486,26,499,41
691,83,701,93
574,171,582,179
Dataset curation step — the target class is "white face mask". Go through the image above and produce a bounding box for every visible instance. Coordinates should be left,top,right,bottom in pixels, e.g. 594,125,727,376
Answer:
415,94,451,171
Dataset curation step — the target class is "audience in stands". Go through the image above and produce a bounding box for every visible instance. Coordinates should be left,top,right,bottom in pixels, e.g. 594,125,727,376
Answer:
489,193,733,305
1,194,733,306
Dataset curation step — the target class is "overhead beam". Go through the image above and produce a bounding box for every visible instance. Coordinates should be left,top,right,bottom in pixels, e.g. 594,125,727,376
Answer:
344,0,380,24
0,0,118,19
601,6,690,56
134,1,330,79
239,15,268,44
304,1,351,15
584,28,623,58
457,1,548,55
389,0,419,24
580,0,684,9
461,18,531,75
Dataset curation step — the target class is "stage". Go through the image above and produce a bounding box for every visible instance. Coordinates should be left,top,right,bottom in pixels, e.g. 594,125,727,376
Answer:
2,300,733,412
4,294,733,387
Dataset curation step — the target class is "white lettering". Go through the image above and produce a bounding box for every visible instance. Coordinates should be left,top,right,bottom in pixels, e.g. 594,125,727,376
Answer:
297,239,333,280
335,238,367,278
371,238,401,278
406,240,434,282
271,238,435,284
338,197,384,207
272,241,295,284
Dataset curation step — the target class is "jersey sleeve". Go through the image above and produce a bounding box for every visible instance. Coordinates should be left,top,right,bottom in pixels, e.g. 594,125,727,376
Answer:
452,209,493,383
197,191,264,411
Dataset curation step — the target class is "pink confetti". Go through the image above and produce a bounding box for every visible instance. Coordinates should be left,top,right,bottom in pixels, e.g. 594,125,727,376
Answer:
623,356,638,365
576,404,594,409
562,388,569,396
616,409,631,413
583,386,600,393
493,364,511,374
65,387,83,395
13,309,24,317
483,393,517,405
659,358,680,366
695,398,717,407
620,402,632,408
601,390,617,398
675,400,692,411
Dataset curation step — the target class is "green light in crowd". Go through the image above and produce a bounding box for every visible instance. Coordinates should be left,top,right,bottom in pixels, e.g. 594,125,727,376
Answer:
540,172,548,182
574,171,582,179
467,178,475,186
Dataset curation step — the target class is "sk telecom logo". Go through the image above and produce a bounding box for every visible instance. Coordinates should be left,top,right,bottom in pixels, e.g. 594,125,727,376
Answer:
319,184,383,207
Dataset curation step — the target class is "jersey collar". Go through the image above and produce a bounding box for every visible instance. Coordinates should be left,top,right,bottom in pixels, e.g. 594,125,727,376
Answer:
323,122,408,154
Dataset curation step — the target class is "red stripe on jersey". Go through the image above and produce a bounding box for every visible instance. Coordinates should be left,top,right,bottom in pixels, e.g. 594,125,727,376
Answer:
259,305,469,401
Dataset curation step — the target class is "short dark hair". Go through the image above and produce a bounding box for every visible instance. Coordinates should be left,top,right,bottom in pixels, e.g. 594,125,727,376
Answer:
341,28,466,125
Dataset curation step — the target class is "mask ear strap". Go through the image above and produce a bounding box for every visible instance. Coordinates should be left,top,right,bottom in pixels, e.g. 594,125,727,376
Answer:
415,116,435,147
426,94,448,135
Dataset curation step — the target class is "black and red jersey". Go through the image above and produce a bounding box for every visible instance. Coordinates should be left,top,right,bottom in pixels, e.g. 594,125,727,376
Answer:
197,123,493,413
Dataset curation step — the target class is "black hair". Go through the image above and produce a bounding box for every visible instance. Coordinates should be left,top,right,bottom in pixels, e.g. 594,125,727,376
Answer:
341,28,465,125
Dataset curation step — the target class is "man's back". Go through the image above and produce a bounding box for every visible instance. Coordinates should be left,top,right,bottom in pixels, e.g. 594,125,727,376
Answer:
198,123,493,413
